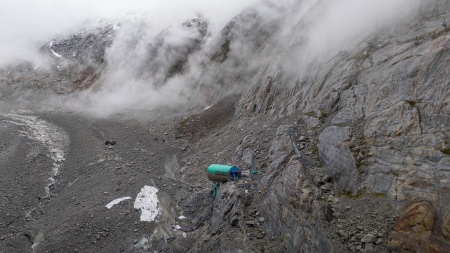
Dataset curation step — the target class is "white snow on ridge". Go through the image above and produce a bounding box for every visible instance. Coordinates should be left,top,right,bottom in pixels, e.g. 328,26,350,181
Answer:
134,186,160,222
49,41,63,58
51,49,63,58
106,197,132,209
112,23,121,30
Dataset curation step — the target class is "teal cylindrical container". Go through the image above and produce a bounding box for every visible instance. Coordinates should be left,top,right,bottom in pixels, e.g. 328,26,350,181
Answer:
206,164,241,182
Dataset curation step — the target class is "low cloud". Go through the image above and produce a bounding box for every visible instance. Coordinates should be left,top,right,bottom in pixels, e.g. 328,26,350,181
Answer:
0,0,427,117
301,0,423,60
0,0,259,67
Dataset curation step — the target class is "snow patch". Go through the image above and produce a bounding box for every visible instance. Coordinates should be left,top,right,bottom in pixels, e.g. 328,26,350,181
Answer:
112,23,121,30
178,215,186,220
51,48,63,58
4,114,69,197
49,41,63,58
134,186,160,222
106,197,132,209
172,225,181,230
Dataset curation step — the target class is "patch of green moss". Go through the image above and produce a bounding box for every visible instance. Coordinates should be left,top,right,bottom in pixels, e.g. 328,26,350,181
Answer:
340,190,353,197
372,192,386,197
311,145,320,162
404,100,416,106
441,148,450,155
355,189,365,198
337,123,349,127
305,111,316,117
339,189,365,199
351,51,370,63
356,162,365,175
319,109,327,118
311,145,319,155
179,115,196,127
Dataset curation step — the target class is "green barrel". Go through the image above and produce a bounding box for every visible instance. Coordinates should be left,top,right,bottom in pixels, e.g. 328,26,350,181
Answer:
206,164,240,182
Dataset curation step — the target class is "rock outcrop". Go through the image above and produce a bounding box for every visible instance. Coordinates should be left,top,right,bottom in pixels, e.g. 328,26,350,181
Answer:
136,17,209,84
229,1,450,251
260,156,332,253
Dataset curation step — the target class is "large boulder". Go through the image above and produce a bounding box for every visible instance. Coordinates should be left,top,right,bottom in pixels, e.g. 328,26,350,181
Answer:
318,126,358,193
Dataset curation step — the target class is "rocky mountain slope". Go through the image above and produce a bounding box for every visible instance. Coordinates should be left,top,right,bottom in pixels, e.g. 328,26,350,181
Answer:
0,0,449,252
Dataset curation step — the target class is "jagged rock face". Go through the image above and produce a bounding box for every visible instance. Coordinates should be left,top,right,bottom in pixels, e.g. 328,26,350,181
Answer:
224,4,450,253
387,186,450,252
259,156,331,253
136,17,208,85
0,17,208,94
0,24,117,94
266,125,293,172
46,24,116,64
211,183,243,235
43,23,117,91
206,183,257,252
230,1,450,252
190,6,282,103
